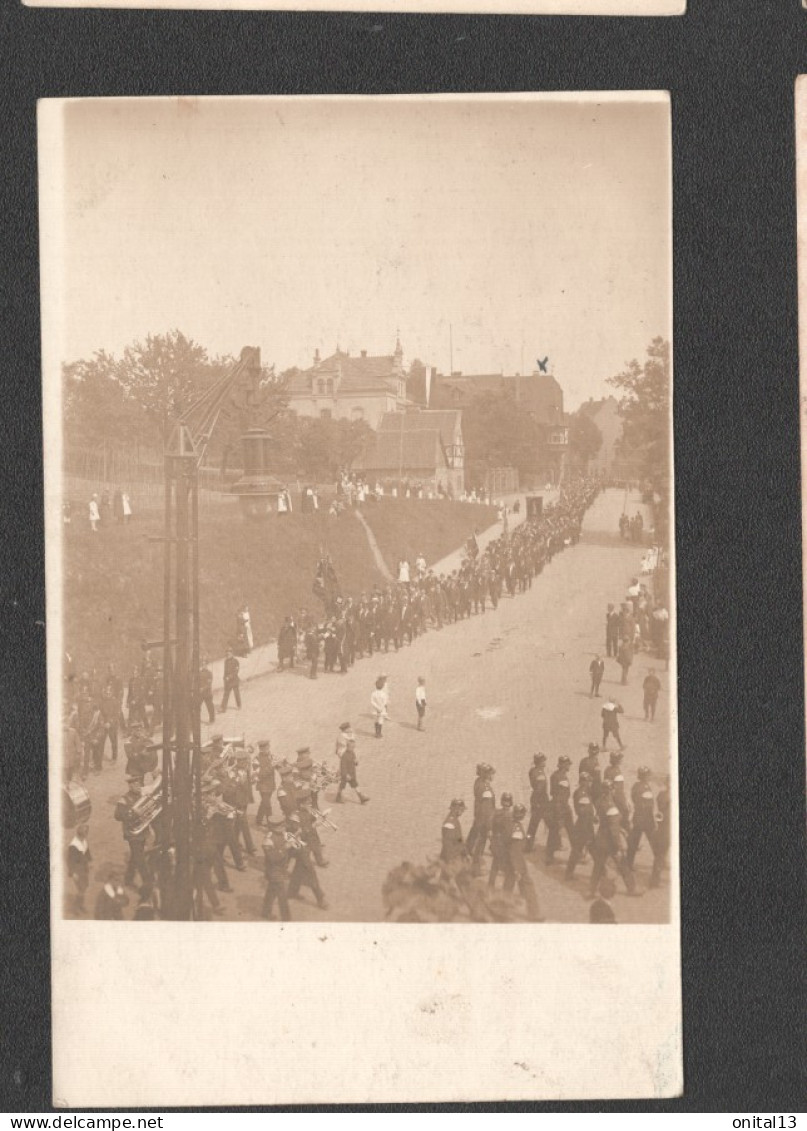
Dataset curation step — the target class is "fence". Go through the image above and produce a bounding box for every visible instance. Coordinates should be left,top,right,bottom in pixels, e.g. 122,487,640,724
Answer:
65,441,238,511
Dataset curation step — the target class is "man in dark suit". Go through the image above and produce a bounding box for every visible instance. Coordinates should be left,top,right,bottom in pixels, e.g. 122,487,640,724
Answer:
220,648,241,711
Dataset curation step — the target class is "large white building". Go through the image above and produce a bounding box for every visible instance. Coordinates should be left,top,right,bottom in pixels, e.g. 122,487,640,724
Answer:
286,337,409,429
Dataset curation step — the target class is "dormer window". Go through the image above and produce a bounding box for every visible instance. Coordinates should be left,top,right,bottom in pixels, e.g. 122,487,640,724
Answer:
326,379,334,395
317,379,325,395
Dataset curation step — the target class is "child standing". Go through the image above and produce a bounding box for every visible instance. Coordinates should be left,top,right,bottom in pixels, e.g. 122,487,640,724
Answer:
415,676,427,732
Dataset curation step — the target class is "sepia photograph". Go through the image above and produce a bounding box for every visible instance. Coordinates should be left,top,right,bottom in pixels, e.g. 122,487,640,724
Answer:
42,93,680,1104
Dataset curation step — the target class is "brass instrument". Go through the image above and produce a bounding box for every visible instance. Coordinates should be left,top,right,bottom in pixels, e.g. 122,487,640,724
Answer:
128,774,163,835
311,807,339,833
261,829,304,851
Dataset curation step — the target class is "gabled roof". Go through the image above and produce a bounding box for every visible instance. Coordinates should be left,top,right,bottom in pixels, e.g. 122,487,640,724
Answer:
288,349,400,396
353,428,445,472
377,409,462,438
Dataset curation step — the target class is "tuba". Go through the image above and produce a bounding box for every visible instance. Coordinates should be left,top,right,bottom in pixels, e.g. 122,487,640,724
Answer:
128,774,164,836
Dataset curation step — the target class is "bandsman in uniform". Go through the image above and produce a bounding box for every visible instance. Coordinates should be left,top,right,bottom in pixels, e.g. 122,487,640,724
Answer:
466,763,496,875
545,755,574,865
262,816,292,921
627,766,659,873
295,749,319,810
276,763,299,818
286,814,328,910
525,753,550,854
565,772,598,880
488,792,515,890
114,779,153,888
298,803,328,868
440,799,467,870
504,803,542,921
255,740,276,828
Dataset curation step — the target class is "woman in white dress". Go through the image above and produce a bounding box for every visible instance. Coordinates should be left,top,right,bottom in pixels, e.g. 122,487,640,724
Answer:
398,558,410,584
89,495,100,533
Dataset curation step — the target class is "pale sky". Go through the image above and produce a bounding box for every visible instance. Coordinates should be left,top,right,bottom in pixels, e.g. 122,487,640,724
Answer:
57,94,671,411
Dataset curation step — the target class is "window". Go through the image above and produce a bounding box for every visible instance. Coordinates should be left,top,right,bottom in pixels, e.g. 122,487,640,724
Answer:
351,407,364,422
317,379,325,395
326,379,334,395
320,409,332,420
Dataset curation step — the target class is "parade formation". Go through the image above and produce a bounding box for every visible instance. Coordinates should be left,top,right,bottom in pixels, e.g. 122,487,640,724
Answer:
62,477,672,924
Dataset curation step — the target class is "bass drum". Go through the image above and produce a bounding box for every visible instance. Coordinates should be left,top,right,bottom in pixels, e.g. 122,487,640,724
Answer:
63,780,92,828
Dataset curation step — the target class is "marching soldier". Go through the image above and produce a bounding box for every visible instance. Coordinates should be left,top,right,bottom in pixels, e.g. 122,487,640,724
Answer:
565,772,598,879
466,763,496,875
199,657,215,724
525,753,550,853
262,816,293,921
255,740,276,828
286,814,328,910
114,779,153,888
545,755,574,864
335,737,369,805
578,743,603,802
588,803,638,898
488,792,515,890
603,751,630,827
504,804,542,921
627,766,658,872
440,799,467,869
650,775,671,888
220,648,241,711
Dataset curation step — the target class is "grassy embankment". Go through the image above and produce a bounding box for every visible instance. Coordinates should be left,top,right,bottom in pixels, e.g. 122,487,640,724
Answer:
63,498,497,674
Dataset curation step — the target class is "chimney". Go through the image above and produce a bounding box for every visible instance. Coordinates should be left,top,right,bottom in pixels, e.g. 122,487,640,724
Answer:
314,348,320,366
425,366,434,407
361,349,367,358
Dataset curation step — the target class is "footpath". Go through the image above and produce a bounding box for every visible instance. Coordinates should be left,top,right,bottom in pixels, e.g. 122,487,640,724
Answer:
205,490,540,693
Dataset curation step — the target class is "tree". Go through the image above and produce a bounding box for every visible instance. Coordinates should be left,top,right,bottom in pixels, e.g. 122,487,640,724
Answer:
461,391,542,482
607,337,671,487
568,410,603,471
63,351,149,447
116,330,220,447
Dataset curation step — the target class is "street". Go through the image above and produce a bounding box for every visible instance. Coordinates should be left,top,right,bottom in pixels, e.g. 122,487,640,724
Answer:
70,487,672,924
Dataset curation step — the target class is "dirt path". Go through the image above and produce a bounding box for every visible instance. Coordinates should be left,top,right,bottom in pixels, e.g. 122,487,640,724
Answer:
353,509,393,580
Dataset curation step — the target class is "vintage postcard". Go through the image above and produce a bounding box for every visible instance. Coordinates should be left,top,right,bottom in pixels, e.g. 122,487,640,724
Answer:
41,92,680,1105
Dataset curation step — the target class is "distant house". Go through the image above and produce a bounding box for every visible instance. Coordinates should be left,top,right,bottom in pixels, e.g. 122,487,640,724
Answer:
353,409,465,496
429,369,569,484
286,337,409,429
578,395,623,475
